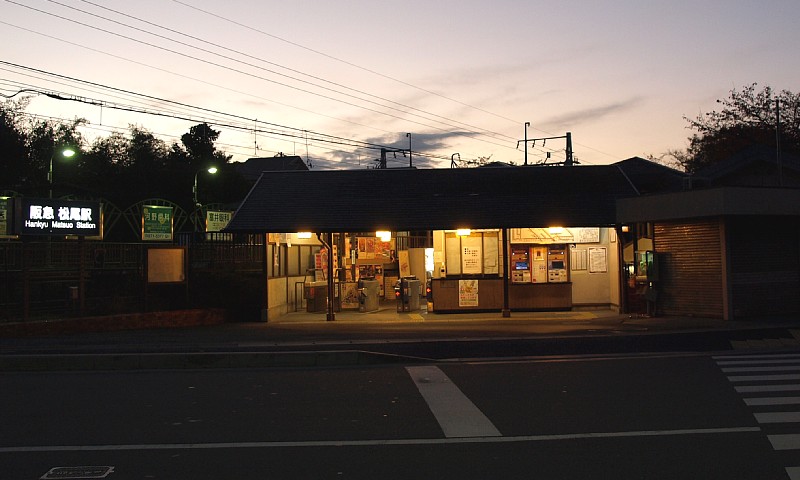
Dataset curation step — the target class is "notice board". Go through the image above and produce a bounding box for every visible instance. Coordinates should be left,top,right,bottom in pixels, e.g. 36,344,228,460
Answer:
147,247,186,283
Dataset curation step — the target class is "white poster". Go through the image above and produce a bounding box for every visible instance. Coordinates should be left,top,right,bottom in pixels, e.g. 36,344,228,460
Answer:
461,246,482,274
588,247,608,273
461,235,483,274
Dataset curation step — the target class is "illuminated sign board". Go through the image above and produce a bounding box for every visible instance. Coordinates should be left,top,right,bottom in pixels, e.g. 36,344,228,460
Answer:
16,198,101,237
142,205,173,241
0,197,11,237
206,210,233,232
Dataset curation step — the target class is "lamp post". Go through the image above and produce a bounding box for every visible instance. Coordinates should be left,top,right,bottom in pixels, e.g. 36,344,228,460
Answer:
193,166,218,206
48,146,76,198
524,122,530,166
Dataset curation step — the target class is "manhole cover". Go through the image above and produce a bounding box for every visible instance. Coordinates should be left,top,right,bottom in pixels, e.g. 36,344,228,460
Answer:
41,466,114,479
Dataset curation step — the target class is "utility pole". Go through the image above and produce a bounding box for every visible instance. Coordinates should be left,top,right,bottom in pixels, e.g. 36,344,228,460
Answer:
524,122,530,165
565,132,574,166
406,133,412,168
517,131,577,166
777,99,783,186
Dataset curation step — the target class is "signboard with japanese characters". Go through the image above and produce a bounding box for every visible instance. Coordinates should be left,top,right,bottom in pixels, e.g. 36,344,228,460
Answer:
16,198,101,237
206,210,233,232
142,205,173,241
0,197,11,237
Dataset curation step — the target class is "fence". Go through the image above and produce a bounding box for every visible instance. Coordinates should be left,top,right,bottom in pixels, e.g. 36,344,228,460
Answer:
0,239,265,323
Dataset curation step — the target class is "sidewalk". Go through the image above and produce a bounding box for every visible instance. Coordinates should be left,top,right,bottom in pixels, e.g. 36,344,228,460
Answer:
1,305,799,371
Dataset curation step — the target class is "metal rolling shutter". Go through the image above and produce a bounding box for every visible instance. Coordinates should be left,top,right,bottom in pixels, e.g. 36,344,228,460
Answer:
654,220,724,318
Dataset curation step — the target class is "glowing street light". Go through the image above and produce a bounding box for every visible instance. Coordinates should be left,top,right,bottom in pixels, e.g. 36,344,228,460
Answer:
48,146,76,198
193,166,218,206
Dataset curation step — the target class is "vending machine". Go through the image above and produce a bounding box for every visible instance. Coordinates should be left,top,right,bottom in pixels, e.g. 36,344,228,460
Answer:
547,245,568,283
511,247,531,283
531,246,548,283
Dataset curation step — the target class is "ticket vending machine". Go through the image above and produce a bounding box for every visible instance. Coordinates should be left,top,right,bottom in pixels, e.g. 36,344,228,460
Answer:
547,245,568,283
511,247,531,283
531,246,548,283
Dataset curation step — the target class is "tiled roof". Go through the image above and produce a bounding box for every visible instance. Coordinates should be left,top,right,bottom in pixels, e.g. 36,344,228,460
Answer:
226,165,640,233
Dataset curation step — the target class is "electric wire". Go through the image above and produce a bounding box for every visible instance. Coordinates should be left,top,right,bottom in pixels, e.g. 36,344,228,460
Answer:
0,2,583,165
9,0,521,155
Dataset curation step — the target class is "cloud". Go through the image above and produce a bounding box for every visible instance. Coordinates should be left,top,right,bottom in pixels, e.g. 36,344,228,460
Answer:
541,97,644,130
320,131,478,169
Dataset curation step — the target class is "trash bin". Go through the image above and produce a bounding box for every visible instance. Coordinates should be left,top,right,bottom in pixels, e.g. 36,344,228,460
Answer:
304,281,328,313
395,276,420,312
358,279,380,313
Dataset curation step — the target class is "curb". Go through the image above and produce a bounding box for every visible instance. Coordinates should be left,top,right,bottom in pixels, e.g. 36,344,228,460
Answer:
0,350,429,372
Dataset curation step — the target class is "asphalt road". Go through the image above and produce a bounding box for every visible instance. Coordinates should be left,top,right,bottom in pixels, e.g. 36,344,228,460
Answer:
3,350,800,479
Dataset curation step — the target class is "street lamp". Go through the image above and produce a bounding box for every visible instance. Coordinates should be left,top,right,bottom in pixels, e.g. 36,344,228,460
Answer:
48,146,76,198
193,166,218,206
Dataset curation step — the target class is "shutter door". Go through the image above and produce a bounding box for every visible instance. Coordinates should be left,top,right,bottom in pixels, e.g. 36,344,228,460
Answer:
654,220,724,318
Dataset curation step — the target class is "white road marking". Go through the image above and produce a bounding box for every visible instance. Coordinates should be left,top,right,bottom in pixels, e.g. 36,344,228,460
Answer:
722,365,800,373
727,374,800,382
786,466,800,480
0,427,761,453
769,434,800,450
754,412,800,424
406,365,501,438
717,359,800,366
736,384,800,393
714,354,800,360
745,397,800,406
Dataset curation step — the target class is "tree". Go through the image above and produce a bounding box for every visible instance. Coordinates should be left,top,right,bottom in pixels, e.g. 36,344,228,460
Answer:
677,84,800,173
0,98,31,190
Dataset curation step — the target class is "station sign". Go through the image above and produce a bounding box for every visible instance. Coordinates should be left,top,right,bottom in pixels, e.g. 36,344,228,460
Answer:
16,197,101,237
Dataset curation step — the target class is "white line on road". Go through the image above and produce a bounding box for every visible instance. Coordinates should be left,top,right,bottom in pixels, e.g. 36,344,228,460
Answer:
754,412,800,424
0,427,761,453
717,359,800,366
769,434,800,451
745,397,800,406
405,365,501,438
722,365,800,373
727,374,800,382
736,384,800,393
786,466,800,480
714,354,800,360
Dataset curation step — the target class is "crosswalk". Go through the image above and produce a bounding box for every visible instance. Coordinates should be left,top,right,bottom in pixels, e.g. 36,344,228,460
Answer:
729,330,800,349
715,352,800,479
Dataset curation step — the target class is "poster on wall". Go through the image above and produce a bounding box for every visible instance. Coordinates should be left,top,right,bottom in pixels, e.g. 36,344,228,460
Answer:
341,282,359,309
461,235,483,274
398,250,411,277
588,247,608,273
458,279,479,307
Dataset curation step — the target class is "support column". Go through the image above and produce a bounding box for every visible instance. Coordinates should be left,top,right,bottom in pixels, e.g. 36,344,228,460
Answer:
326,231,335,322
502,228,511,317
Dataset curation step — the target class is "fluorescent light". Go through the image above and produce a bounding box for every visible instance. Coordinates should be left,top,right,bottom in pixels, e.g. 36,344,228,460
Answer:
456,229,471,236
296,232,312,239
376,231,391,242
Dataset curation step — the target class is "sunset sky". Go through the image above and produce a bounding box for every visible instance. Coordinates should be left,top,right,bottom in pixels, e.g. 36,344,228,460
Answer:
2,0,798,169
